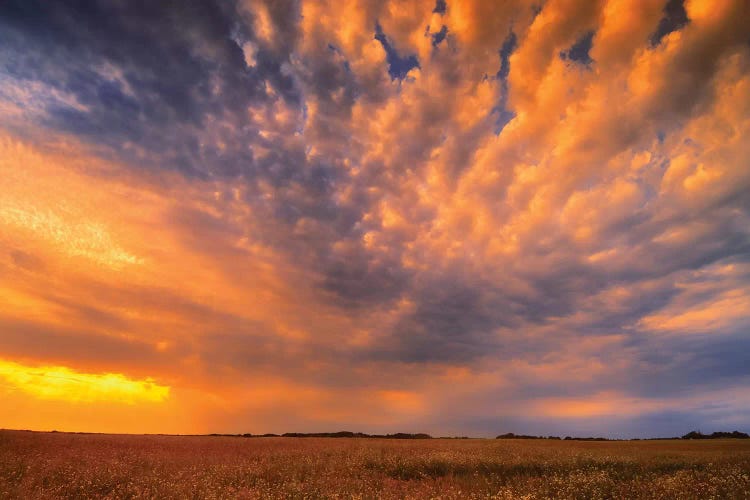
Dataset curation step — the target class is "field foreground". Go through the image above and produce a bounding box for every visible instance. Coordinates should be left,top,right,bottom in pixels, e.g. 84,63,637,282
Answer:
1,430,750,499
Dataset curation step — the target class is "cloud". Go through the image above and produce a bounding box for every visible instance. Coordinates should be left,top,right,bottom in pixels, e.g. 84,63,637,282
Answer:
0,0,749,437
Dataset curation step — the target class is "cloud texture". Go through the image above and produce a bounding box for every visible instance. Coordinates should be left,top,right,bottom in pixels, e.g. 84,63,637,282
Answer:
0,0,749,437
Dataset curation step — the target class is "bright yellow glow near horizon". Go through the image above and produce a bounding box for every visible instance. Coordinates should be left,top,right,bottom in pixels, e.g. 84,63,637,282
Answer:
0,359,170,404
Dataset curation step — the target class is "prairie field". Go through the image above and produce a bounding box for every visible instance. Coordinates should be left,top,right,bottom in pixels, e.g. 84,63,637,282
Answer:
1,430,749,499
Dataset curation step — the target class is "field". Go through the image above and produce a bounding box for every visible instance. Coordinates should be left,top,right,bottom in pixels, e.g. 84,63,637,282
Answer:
1,430,749,499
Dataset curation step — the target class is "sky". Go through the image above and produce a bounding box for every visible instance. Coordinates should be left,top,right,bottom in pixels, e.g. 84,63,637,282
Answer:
0,0,749,439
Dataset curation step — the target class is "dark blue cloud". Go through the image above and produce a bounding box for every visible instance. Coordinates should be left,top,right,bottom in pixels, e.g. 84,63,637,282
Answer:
433,0,447,15
0,0,384,309
301,43,359,112
0,0,297,178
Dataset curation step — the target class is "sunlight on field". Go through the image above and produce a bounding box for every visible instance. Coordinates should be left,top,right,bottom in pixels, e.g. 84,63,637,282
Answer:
0,359,169,404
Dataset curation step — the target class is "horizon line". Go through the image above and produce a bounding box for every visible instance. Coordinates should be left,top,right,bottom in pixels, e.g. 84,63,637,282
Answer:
3,428,748,441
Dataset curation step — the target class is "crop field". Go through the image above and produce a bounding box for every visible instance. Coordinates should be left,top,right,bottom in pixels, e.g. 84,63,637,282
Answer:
1,430,749,499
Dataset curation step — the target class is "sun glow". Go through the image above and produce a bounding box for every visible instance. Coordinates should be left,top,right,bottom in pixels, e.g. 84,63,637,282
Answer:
0,359,169,404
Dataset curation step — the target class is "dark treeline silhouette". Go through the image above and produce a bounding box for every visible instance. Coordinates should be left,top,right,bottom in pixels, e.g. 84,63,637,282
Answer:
682,430,749,439
496,433,561,440
496,433,605,441
495,430,750,441
564,436,608,441
207,431,433,439
281,432,432,439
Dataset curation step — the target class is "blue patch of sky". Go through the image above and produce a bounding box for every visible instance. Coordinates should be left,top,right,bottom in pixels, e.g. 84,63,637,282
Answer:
431,25,448,47
531,3,542,19
560,31,595,66
374,23,420,80
493,31,517,134
649,0,689,47
497,31,516,80
433,0,446,15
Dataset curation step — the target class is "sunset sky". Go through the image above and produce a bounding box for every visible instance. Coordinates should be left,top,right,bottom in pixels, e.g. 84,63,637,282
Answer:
1,0,749,438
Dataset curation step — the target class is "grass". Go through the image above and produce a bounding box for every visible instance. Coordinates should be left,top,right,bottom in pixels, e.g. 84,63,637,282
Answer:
1,430,749,498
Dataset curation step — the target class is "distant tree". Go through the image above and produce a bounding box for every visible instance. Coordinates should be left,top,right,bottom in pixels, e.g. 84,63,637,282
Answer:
682,431,704,439
280,431,432,439
681,430,749,439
